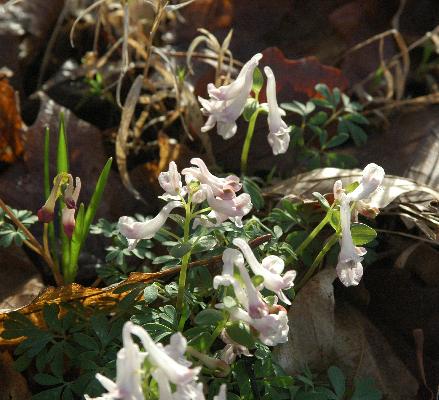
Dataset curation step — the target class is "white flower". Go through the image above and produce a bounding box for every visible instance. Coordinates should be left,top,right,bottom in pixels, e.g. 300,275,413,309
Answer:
227,306,289,346
62,175,81,238
182,158,241,200
346,163,385,202
159,161,185,197
336,196,366,286
86,322,146,400
214,249,268,318
219,330,251,365
232,238,296,305
118,201,181,250
129,325,201,386
201,185,252,227
264,66,291,155
199,53,262,139
333,179,344,201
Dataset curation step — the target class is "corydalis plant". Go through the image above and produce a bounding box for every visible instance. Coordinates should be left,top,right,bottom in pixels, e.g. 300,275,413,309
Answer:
117,157,253,318
86,321,226,400
199,53,294,175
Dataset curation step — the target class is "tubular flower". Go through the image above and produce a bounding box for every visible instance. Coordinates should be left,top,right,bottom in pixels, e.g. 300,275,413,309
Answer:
86,322,146,400
129,324,201,386
336,196,366,286
201,185,252,228
214,249,269,318
159,161,185,198
182,158,241,200
199,53,262,139
118,201,181,250
232,238,296,305
219,329,251,365
346,163,385,202
62,176,81,238
37,174,64,223
264,66,291,155
226,306,289,347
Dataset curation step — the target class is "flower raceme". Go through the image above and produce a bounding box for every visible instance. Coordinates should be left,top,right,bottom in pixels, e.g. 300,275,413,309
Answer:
37,172,82,238
334,163,385,287
199,53,262,139
232,238,296,305
86,322,226,400
214,246,292,349
264,66,291,155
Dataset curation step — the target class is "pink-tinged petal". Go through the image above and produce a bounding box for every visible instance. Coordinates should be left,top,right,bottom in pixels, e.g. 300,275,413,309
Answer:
264,66,291,155
158,161,183,196
118,201,181,248
347,163,385,202
37,174,64,223
62,207,76,238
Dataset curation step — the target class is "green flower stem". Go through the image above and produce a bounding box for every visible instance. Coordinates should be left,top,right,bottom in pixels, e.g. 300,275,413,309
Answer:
176,199,193,323
295,210,332,256
241,108,263,176
296,233,338,290
206,314,228,352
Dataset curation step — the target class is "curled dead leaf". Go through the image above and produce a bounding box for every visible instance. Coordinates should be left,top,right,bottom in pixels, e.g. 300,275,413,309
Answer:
0,234,271,347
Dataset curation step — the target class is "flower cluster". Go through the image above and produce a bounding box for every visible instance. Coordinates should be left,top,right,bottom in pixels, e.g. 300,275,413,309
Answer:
214,239,296,359
86,321,226,400
334,163,385,286
199,54,291,155
37,172,82,238
118,158,252,248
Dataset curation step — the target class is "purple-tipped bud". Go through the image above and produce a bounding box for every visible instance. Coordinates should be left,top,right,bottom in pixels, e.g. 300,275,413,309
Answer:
37,207,54,223
62,208,76,238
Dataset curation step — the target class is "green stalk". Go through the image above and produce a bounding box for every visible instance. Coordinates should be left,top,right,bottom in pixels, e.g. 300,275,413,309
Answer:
296,234,338,290
241,108,263,175
176,200,193,325
295,211,332,256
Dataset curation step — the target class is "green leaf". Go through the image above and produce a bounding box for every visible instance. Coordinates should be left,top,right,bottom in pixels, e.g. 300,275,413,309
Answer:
195,309,224,326
252,67,264,98
191,235,217,254
327,366,346,399
352,377,382,400
346,121,368,146
226,321,255,349
243,176,265,210
143,285,159,304
44,127,51,199
280,101,306,116
309,111,328,126
32,386,64,400
350,223,377,245
56,113,69,174
34,373,63,386
222,296,236,309
73,333,99,350
82,158,113,242
345,112,369,125
170,242,192,258
324,133,349,149
315,83,330,100
43,304,61,332
312,192,330,210
65,203,85,284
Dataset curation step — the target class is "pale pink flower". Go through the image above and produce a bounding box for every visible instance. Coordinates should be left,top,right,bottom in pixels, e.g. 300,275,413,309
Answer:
347,163,385,202
118,201,181,250
233,238,296,305
199,53,262,139
336,196,366,286
158,161,185,198
182,158,241,200
61,176,81,238
264,66,291,155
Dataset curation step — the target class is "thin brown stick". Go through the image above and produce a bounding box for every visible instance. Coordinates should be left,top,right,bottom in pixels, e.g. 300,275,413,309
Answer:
0,198,64,286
